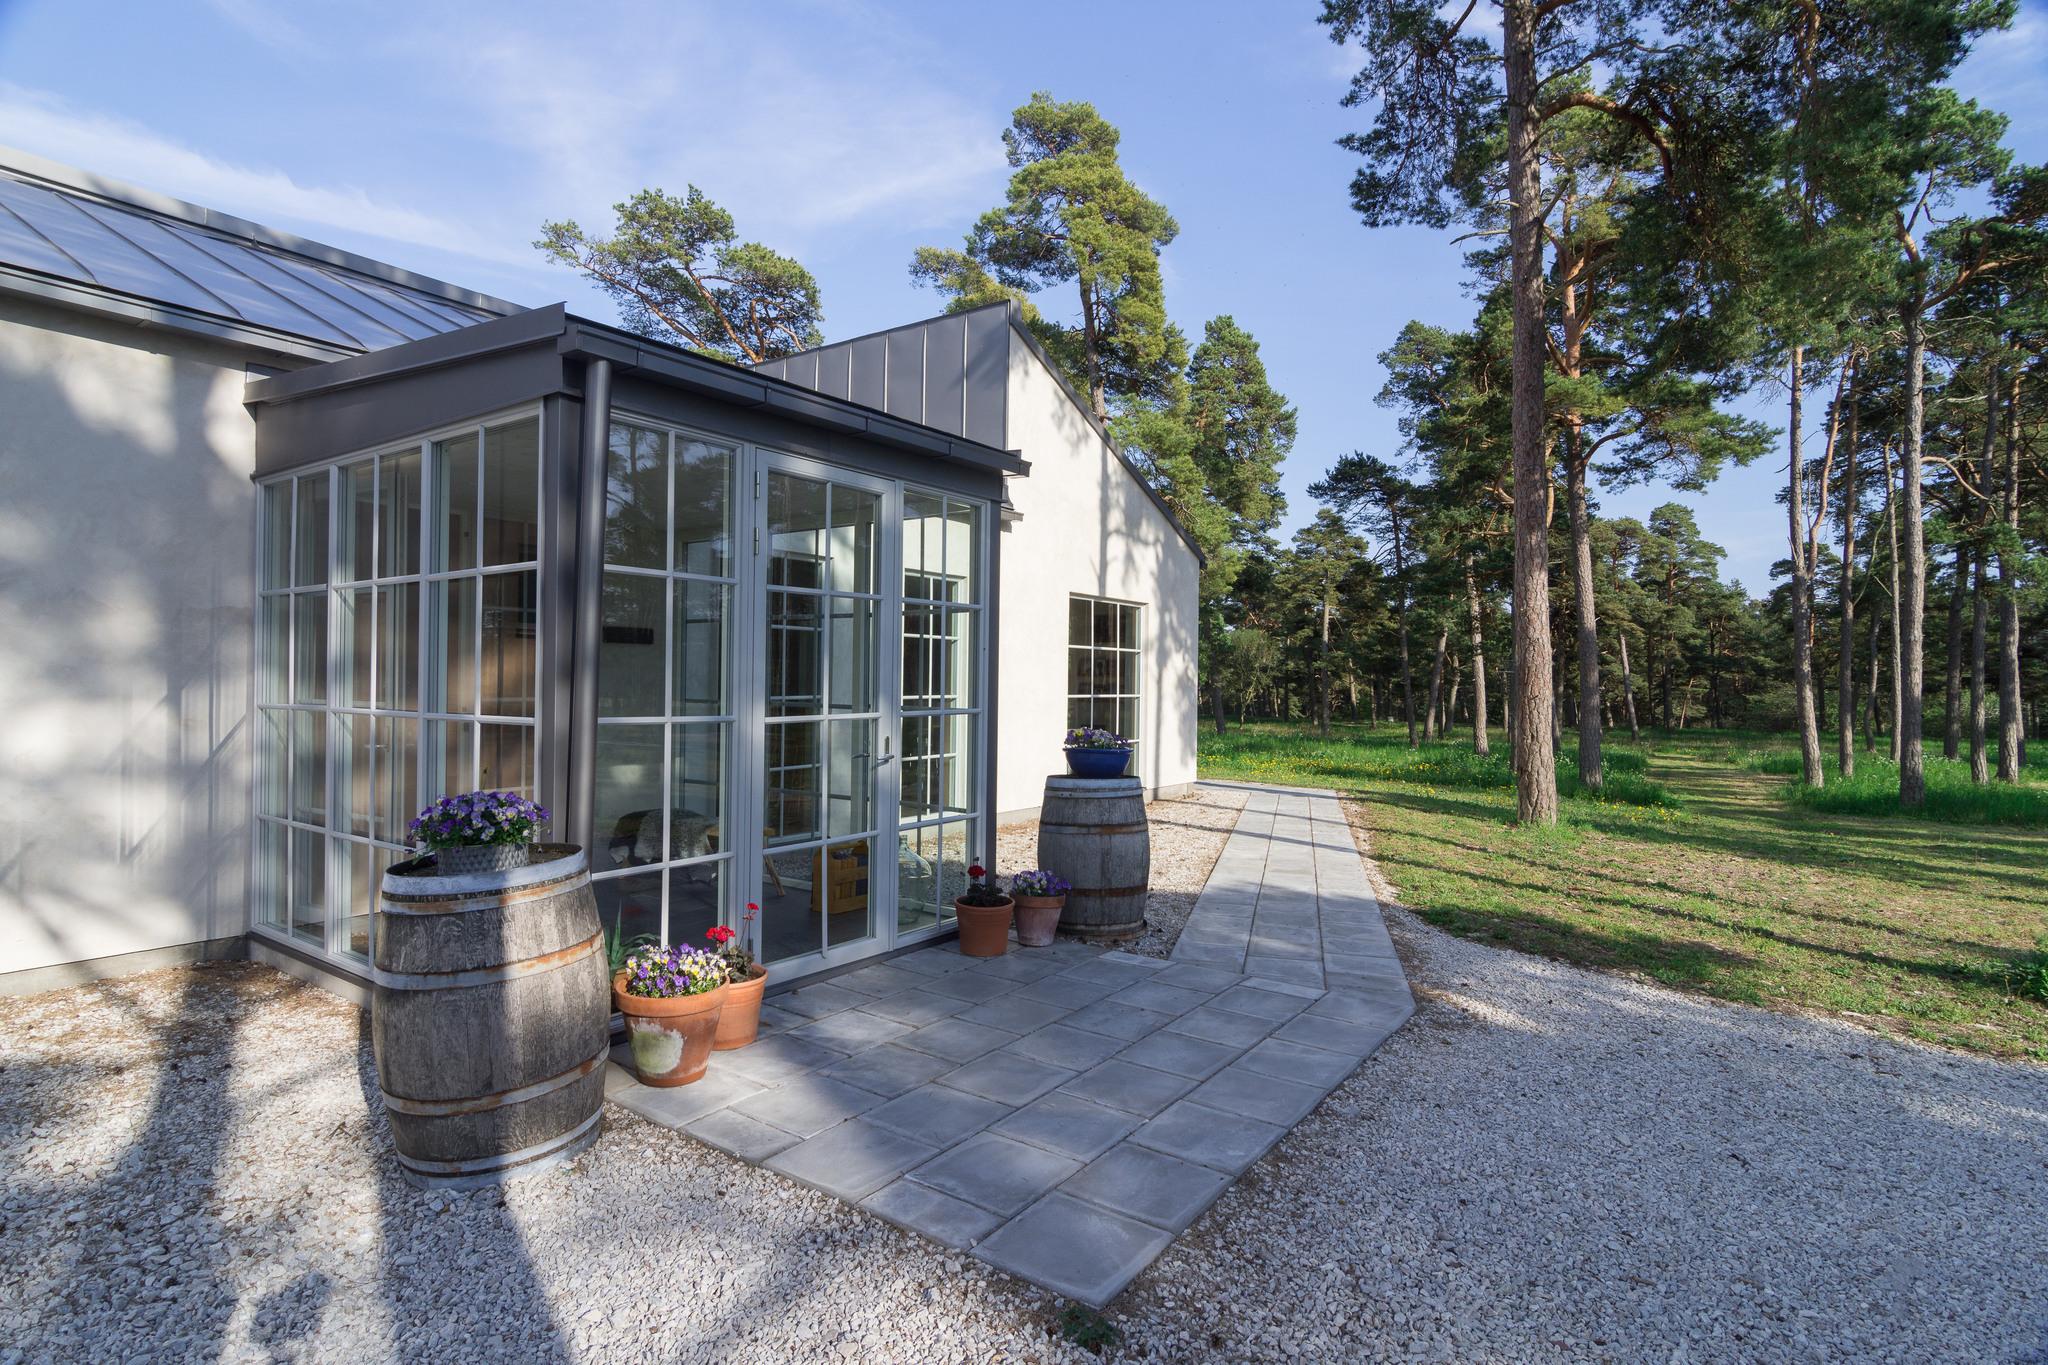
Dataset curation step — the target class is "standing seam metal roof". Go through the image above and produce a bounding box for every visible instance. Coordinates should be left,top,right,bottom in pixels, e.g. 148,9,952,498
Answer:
0,146,520,358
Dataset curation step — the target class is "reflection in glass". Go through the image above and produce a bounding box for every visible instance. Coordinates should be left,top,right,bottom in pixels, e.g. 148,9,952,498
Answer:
674,438,731,576
826,718,875,838
377,583,419,711
431,577,478,715
606,423,666,568
340,587,374,707
674,580,727,717
293,592,327,703
767,473,827,579
294,473,328,587
262,482,290,590
944,500,979,605
340,842,374,960
903,490,943,595
766,591,822,718
823,836,875,949
425,718,475,801
374,716,417,843
291,710,326,825
829,487,877,594
594,871,662,950
479,723,536,799
379,448,423,577
338,713,372,837
258,596,287,704
255,709,286,818
759,848,816,965
480,571,537,716
434,430,479,572
668,861,723,949
594,725,666,869
481,419,540,566
290,827,325,945
339,460,375,582
899,714,938,821
896,823,943,934
255,821,287,930
672,723,724,831
828,598,876,713
599,572,665,718
764,721,820,845
942,714,974,814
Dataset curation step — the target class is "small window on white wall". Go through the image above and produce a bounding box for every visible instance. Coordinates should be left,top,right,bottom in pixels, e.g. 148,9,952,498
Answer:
1067,596,1141,741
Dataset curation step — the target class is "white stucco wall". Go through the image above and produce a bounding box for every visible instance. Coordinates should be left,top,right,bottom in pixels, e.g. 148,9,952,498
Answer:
993,338,1201,819
0,297,262,979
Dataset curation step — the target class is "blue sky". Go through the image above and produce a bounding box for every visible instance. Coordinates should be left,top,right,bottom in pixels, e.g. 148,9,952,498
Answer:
2,0,2042,593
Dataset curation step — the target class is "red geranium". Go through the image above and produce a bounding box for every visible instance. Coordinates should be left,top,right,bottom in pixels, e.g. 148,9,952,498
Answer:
968,864,986,879
706,925,735,945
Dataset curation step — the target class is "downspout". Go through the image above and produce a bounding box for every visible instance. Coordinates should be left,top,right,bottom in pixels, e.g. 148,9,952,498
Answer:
568,358,613,845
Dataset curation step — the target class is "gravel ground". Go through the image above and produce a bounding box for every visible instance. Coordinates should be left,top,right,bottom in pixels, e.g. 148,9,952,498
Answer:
996,784,1247,960
4,791,2044,1363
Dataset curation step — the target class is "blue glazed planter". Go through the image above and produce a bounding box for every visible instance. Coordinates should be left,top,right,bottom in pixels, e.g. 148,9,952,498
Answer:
1065,747,1132,779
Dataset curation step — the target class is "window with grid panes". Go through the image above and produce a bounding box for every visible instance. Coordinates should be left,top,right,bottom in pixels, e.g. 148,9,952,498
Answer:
1067,596,1141,741
897,491,984,935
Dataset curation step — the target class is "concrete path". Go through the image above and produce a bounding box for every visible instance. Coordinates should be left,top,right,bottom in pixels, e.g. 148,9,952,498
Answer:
1171,783,1410,1001
608,781,1413,1308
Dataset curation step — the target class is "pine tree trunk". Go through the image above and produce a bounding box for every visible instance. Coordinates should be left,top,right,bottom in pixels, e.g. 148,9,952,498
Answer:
1566,451,1604,791
1837,365,1859,780
1944,540,1967,761
1466,557,1490,756
1317,591,1333,739
1997,370,2024,781
1424,627,1449,741
1787,347,1824,787
1618,629,1641,743
1897,308,1928,805
1864,604,1882,753
1503,0,1557,823
1969,551,1988,784
1883,442,1903,764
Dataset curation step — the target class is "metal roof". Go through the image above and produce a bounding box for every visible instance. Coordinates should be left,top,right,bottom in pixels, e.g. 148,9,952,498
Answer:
0,146,522,360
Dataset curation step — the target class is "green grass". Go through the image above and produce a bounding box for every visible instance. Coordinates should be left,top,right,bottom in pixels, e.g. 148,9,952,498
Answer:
1734,744,2048,825
1200,722,2048,1061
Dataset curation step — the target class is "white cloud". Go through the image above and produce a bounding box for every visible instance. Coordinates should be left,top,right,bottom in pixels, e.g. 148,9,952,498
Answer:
1959,7,2048,136
0,83,532,269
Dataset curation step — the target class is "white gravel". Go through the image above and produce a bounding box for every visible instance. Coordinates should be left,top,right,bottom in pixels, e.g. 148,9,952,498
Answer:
4,794,2044,1362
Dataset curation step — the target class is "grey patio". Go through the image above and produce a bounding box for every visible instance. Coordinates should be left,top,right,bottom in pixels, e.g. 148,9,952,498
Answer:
606,783,1412,1307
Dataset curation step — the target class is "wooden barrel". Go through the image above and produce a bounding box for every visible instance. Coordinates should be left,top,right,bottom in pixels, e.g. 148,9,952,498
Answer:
1037,776,1151,942
372,844,609,1189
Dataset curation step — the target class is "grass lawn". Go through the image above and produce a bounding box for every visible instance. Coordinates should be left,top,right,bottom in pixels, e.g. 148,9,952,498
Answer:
1199,723,2048,1061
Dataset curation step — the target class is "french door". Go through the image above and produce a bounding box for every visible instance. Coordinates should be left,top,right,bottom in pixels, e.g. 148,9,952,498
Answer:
741,454,902,977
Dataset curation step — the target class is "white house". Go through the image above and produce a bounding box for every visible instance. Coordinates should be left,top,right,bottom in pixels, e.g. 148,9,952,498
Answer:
0,146,1198,1001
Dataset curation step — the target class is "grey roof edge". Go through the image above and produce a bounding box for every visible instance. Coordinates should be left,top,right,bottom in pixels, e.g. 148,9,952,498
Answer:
995,300,1206,565
1,264,359,363
0,143,525,317
242,304,1029,479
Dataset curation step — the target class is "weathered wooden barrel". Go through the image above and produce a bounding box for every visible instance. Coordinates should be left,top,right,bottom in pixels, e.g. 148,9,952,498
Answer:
1037,776,1151,942
372,844,608,1189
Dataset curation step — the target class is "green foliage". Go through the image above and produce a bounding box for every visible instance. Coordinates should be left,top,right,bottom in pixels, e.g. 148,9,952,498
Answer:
1185,315,1297,546
1776,755,2048,827
1057,1306,1120,1353
538,187,822,363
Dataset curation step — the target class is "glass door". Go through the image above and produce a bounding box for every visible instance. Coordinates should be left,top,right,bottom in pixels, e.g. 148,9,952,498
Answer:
748,456,898,973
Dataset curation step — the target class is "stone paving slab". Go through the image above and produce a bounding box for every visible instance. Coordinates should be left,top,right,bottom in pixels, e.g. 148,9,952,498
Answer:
606,781,1414,1308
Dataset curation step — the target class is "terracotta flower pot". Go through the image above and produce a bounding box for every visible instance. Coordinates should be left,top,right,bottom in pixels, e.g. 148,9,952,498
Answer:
613,971,726,1087
1012,894,1065,948
955,896,1015,957
712,964,769,1050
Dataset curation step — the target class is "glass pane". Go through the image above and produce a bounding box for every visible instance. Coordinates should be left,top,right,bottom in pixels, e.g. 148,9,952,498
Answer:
255,708,286,818
1067,647,1091,700
1119,605,1140,647
338,712,373,837
675,580,728,718
1069,598,1091,647
257,596,287,704
338,460,375,582
899,714,939,821
672,722,724,830
482,418,540,566
1093,649,1119,694
945,499,980,605
261,482,290,590
767,473,827,586
374,716,418,843
289,827,325,945
667,861,724,949
822,836,875,949
339,587,373,708
594,871,662,954
1119,698,1139,742
479,723,536,800
605,422,666,569
433,430,479,572
1093,599,1117,647
430,577,478,715
942,713,975,814
903,490,944,597
423,718,476,799
764,721,820,845
480,571,538,717
377,583,419,712
767,591,822,718
760,847,817,964
935,609,972,711
340,841,375,960
1119,649,1141,697
828,597,876,714
599,572,666,718
826,718,875,838
674,438,731,577
291,710,326,826
380,448,424,578
595,725,666,870
896,824,942,934
902,605,935,709
937,820,975,924
829,486,877,594
1067,698,1092,730
293,473,328,587
255,820,287,929
292,592,327,703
